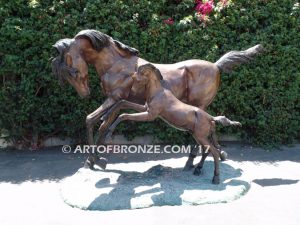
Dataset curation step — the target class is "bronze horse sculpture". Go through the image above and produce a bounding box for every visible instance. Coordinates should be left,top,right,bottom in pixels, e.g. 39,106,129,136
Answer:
105,64,241,184
52,29,263,169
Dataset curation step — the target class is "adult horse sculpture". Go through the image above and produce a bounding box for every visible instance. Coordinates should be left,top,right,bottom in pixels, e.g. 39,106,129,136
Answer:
52,29,263,169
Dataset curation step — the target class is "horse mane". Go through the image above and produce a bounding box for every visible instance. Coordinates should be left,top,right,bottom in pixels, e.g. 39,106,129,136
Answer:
139,64,163,81
75,29,139,56
51,30,139,84
51,38,77,85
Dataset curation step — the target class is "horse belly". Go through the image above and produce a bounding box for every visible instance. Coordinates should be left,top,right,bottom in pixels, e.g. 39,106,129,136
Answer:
157,67,186,101
160,108,195,132
185,61,220,108
156,60,220,109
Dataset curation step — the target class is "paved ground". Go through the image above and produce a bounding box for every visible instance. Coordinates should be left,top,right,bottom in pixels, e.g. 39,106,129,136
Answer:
0,142,299,225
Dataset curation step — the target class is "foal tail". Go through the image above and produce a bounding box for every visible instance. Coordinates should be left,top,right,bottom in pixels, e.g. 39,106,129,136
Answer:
213,116,241,127
215,44,264,73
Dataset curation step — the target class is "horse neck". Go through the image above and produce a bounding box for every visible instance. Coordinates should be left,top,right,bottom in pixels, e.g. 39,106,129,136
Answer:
92,47,119,76
146,78,164,102
92,46,137,77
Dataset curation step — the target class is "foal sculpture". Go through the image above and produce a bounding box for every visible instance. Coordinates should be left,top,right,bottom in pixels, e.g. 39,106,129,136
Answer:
105,64,241,184
52,29,263,169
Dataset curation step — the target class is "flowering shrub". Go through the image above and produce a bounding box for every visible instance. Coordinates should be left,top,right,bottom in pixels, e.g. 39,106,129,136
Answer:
195,0,231,25
165,0,231,26
195,0,214,15
164,17,175,25
0,0,299,147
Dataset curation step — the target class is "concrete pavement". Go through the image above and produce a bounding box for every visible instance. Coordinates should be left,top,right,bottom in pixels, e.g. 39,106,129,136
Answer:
0,143,299,225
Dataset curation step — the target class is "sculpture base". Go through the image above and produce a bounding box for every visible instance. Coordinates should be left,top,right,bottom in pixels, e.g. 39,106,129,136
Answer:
60,158,250,211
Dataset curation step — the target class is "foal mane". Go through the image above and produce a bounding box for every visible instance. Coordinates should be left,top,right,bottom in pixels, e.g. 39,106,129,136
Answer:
139,64,163,81
75,29,139,56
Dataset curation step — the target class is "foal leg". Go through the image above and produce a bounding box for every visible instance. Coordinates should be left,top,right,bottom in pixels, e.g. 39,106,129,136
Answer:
213,116,241,127
93,101,147,168
213,115,242,162
101,100,147,122
210,121,227,161
193,137,220,184
193,151,209,176
183,146,198,171
98,100,147,143
105,111,156,143
212,116,242,161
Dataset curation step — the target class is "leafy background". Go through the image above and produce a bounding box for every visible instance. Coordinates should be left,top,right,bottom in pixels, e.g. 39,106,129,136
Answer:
0,0,299,148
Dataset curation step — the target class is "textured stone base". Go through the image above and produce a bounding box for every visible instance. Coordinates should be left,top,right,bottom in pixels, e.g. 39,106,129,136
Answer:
60,158,250,211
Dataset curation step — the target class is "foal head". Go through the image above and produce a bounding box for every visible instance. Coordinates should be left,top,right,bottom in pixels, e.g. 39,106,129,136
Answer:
135,63,163,85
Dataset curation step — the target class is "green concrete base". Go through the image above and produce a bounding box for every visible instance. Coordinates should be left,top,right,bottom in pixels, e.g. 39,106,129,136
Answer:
60,158,250,211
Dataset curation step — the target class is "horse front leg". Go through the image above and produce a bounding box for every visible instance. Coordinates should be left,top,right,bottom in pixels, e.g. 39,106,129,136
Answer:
84,97,116,169
105,111,156,143
97,100,147,142
101,100,147,122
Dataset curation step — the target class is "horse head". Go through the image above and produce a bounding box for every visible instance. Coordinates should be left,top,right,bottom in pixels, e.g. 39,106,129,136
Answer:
52,38,91,98
52,29,139,98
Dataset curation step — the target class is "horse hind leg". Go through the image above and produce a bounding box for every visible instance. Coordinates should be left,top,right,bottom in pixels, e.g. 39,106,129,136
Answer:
193,136,220,184
212,116,241,161
210,121,227,161
214,116,242,127
183,143,198,171
193,150,209,176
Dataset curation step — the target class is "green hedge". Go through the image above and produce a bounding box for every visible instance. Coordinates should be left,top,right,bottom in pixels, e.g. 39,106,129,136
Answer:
0,0,299,147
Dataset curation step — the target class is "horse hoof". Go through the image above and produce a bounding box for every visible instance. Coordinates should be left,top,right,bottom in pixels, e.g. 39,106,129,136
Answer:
95,157,108,170
220,151,228,161
105,133,113,144
84,159,94,170
234,121,242,127
193,167,202,176
212,175,220,184
100,113,109,121
183,164,194,171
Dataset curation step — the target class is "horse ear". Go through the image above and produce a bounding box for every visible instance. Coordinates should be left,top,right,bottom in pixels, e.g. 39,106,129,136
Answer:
52,38,73,55
65,53,73,67
52,43,63,55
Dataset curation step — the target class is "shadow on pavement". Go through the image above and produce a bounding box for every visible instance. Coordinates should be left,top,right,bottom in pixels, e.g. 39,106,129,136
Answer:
253,178,299,187
0,142,299,184
85,163,248,210
0,147,84,184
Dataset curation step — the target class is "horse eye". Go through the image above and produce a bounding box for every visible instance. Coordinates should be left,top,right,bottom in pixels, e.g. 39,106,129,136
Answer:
69,68,78,77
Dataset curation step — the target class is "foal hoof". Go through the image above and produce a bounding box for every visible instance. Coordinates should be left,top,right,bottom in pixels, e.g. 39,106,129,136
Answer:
183,164,194,171
233,121,242,127
220,151,228,161
95,157,108,170
84,159,95,170
100,113,109,121
193,167,202,176
212,175,220,184
104,132,113,144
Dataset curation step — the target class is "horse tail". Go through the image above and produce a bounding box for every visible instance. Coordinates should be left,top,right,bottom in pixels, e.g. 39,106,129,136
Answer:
215,44,264,73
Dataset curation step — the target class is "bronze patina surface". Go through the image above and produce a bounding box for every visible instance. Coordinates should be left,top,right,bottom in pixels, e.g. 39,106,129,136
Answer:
105,64,241,184
52,29,263,169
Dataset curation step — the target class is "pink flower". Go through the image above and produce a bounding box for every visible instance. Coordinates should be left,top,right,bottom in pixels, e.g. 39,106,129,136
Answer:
164,18,174,25
220,0,228,7
195,0,214,15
